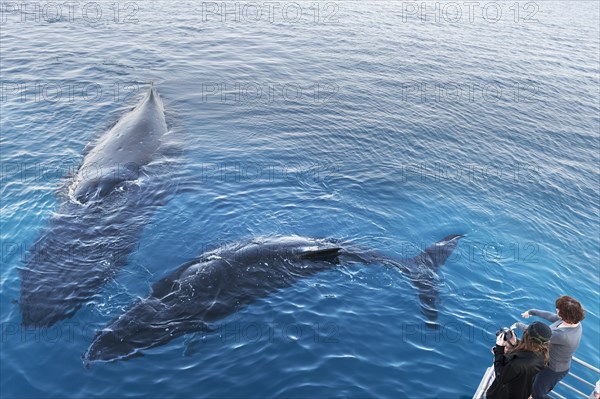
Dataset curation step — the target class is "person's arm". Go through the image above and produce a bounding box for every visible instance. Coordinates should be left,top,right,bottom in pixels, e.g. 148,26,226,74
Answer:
492,346,521,384
511,322,528,332
492,345,507,377
525,309,559,323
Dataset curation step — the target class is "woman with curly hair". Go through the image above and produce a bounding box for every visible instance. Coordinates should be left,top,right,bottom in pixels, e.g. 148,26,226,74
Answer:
486,321,552,399
513,295,585,399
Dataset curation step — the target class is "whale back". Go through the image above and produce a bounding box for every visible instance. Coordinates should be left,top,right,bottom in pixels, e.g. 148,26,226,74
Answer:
21,87,174,327
155,237,342,313
83,237,343,362
72,87,167,203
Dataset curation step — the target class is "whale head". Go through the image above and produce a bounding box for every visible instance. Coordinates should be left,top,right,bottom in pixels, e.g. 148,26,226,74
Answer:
84,327,148,364
83,298,165,363
84,297,203,363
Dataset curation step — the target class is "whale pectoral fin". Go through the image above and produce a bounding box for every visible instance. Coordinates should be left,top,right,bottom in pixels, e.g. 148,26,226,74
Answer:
299,247,341,262
171,320,215,335
124,350,145,361
181,322,217,356
195,322,216,333
183,336,197,357
183,333,205,357
84,349,144,366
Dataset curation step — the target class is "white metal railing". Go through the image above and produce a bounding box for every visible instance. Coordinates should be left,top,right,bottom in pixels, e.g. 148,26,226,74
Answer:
473,366,494,399
474,356,599,399
549,356,599,399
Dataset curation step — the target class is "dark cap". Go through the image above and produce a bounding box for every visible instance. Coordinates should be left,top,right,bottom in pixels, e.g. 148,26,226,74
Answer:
527,321,552,343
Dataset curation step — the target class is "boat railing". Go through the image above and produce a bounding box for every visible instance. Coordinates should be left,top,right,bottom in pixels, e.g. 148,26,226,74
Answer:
549,357,599,399
473,356,599,399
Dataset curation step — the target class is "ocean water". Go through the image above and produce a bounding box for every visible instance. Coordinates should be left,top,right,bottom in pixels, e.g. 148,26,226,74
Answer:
1,1,599,398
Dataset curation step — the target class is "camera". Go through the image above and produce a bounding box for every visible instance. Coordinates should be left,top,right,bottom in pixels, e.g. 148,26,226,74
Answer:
496,327,514,341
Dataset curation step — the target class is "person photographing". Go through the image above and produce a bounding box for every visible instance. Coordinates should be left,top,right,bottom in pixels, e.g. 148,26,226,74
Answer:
512,295,585,399
486,322,552,399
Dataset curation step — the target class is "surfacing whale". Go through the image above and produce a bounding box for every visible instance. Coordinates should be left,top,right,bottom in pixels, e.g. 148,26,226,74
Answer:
84,234,463,363
20,87,172,327
71,87,167,203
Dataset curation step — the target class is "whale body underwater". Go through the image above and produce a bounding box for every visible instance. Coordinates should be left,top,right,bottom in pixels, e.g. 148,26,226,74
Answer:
84,234,463,363
20,87,170,327
17,86,464,364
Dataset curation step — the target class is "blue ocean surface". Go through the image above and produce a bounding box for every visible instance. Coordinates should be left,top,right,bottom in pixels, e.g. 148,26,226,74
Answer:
1,1,599,398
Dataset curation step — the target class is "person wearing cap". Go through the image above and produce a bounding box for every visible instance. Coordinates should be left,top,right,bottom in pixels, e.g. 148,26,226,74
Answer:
486,321,552,399
512,295,585,399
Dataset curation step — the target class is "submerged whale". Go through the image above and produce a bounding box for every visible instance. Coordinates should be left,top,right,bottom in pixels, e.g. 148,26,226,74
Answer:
84,234,462,363
20,87,172,327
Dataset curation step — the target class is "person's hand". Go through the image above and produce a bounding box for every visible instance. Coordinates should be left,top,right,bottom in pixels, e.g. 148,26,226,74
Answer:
510,322,519,330
507,331,517,346
496,332,508,346
522,311,531,318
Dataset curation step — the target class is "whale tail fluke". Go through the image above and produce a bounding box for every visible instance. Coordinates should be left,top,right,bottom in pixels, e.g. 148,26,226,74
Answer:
407,234,464,323
340,234,463,323
415,234,464,269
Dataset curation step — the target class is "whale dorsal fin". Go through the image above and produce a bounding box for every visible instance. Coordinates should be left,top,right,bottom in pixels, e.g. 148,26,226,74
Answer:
151,259,199,298
150,278,176,299
299,247,341,262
